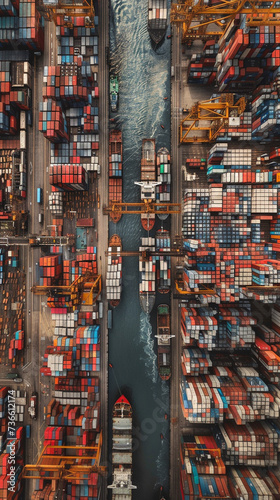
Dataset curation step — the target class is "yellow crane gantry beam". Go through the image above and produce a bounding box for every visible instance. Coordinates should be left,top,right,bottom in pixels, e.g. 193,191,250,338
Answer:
40,0,95,27
171,0,280,43
180,94,246,143
103,200,181,216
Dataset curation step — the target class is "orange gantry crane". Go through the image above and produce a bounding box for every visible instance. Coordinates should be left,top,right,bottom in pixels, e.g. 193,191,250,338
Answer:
31,272,102,308
38,0,95,27
179,93,246,143
18,432,105,500
103,199,181,219
170,0,280,44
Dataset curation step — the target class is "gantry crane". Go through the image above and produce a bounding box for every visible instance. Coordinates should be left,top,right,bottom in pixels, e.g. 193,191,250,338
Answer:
18,432,105,500
38,0,95,27
179,93,246,143
103,199,181,219
171,0,280,44
31,272,102,308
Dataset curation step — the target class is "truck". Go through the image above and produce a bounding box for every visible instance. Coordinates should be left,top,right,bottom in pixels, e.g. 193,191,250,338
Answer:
28,392,38,420
26,425,31,439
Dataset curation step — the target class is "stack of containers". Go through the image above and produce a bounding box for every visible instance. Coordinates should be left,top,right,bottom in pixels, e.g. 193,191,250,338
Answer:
187,40,218,85
18,0,44,51
106,247,122,303
43,426,65,455
49,164,88,191
52,311,75,336
181,305,218,350
8,329,24,359
108,130,122,214
183,189,210,241
39,100,69,143
218,111,252,141
139,237,156,294
74,326,100,373
216,23,280,92
156,147,171,203
38,254,63,287
48,189,63,216
0,0,43,51
155,230,171,293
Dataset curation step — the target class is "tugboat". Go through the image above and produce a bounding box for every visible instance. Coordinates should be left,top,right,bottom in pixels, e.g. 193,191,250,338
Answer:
139,237,156,313
107,234,122,308
108,395,137,498
155,304,174,380
110,75,119,112
135,139,160,232
148,0,168,47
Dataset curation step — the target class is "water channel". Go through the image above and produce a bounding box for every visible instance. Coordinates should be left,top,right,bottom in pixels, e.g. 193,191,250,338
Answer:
108,1,172,498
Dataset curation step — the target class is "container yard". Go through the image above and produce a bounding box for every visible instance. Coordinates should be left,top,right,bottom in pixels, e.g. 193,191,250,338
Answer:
1,1,280,500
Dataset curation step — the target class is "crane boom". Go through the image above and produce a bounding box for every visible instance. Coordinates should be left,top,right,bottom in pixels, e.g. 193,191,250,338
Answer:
171,0,280,43
103,201,181,216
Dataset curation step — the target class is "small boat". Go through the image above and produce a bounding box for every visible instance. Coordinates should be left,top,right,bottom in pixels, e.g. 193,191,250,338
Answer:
148,0,168,47
107,234,122,308
160,433,164,440
108,395,137,498
155,304,173,380
110,75,119,112
109,363,113,368
160,124,165,129
164,413,168,420
163,97,168,100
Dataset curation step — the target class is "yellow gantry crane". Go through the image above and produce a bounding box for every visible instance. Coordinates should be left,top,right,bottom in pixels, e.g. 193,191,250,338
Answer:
171,0,280,44
179,93,246,143
31,272,102,308
38,0,95,27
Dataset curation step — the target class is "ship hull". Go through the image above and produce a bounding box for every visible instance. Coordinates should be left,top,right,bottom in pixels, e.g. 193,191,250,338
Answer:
109,396,136,498
148,1,167,46
140,292,156,314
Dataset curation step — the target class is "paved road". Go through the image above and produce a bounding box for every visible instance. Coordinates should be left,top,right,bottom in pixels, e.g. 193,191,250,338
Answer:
23,20,56,497
96,0,109,495
170,24,183,500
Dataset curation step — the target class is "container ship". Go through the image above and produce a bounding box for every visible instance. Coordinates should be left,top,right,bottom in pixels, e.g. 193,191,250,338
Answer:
156,147,171,221
109,130,122,223
107,234,122,308
136,138,158,231
139,237,156,313
108,395,137,499
110,75,119,112
155,304,172,380
148,0,168,47
156,229,171,293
